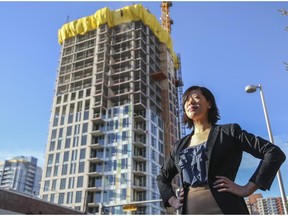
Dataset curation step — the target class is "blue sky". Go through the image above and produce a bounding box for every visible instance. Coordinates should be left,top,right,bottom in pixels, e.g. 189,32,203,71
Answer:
0,1,287,199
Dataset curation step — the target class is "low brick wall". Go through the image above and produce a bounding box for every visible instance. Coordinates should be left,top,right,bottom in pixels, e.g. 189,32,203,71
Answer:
0,188,86,214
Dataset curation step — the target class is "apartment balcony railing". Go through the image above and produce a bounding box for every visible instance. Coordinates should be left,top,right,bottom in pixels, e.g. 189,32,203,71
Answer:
133,125,146,135
91,127,105,136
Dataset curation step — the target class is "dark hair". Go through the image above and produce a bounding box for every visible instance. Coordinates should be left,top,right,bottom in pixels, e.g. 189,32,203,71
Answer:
182,85,220,129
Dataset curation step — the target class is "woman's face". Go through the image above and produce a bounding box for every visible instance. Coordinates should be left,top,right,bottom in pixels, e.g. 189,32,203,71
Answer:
184,89,211,122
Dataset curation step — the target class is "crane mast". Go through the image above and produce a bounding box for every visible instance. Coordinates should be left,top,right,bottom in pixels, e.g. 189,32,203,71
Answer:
161,2,185,138
161,1,173,34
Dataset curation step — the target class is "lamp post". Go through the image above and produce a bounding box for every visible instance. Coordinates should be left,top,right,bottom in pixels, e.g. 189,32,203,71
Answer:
245,84,287,214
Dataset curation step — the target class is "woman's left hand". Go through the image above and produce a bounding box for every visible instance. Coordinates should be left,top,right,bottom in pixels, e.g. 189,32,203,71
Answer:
213,176,258,197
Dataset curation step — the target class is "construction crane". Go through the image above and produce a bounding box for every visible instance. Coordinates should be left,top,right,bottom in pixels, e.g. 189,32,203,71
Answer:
161,2,185,138
161,1,173,34
176,54,186,138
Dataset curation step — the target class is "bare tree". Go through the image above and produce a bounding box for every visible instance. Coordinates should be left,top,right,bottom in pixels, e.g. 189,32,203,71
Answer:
277,9,288,70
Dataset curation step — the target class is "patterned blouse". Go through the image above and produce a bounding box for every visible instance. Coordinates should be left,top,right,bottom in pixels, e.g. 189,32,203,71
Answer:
178,142,208,187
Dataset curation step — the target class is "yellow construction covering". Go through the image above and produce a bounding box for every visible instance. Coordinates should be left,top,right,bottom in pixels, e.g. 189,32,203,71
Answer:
58,4,178,68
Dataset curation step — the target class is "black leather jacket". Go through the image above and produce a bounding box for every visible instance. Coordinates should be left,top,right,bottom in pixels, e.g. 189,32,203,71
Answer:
157,124,286,214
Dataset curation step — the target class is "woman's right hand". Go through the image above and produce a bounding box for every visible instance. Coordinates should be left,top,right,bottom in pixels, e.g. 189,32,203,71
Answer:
168,188,184,210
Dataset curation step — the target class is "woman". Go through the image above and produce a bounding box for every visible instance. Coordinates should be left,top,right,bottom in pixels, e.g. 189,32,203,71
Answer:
157,85,286,214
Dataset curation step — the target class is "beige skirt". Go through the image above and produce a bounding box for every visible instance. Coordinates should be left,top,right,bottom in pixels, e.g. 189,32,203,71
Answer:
185,184,223,214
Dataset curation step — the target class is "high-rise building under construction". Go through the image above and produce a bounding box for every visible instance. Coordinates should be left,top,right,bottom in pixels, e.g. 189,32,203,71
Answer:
40,4,182,214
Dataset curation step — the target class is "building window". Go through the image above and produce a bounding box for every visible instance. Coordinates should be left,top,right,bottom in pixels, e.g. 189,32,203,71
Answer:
63,151,69,162
83,110,89,120
77,176,83,188
58,193,64,205
68,177,75,189
109,190,115,202
60,178,66,190
106,175,116,186
45,167,52,177
82,123,88,133
70,163,76,174
121,173,127,185
122,118,129,127
53,165,59,176
124,105,129,115
60,106,66,125
62,164,68,175
57,140,62,150
75,191,82,203
121,188,127,200
65,138,71,148
122,144,128,155
78,162,85,173
151,136,157,148
71,150,78,161
67,126,72,136
74,124,80,134
80,148,86,159
81,135,87,145
121,158,127,169
51,129,57,140
59,128,63,138
49,141,55,151
68,111,74,124
73,136,79,147
51,179,57,191
94,192,101,203
50,194,55,203
48,154,54,165
113,107,119,117
53,109,59,127
122,131,128,141
55,153,60,164
151,123,157,136
75,111,81,122
44,180,50,192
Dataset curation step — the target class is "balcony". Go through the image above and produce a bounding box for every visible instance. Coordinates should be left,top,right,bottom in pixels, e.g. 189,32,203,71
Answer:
133,153,147,162
91,126,105,136
133,136,146,148
134,99,146,111
150,70,167,81
89,141,105,149
91,113,105,124
86,186,102,192
133,164,147,177
133,111,146,123
88,157,104,163
133,181,147,191
133,124,146,135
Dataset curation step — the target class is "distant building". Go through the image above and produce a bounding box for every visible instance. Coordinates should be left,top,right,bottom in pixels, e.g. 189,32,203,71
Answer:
246,193,263,214
257,197,285,215
0,156,42,196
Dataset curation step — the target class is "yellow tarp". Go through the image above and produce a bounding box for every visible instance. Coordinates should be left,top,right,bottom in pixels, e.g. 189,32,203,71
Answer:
58,4,178,68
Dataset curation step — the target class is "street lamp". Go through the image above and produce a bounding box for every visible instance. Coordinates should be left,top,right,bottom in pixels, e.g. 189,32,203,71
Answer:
245,84,287,214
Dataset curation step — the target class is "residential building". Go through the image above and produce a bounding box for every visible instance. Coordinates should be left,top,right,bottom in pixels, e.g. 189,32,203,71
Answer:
0,156,42,196
40,4,181,215
246,193,263,214
257,197,285,215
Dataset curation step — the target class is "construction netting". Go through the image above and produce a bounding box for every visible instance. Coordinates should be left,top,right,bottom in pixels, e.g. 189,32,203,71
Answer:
58,4,178,68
